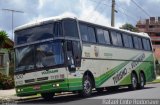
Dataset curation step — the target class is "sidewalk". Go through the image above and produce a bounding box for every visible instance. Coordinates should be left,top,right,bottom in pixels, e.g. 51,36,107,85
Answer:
156,75,160,80
0,89,16,99
0,89,40,101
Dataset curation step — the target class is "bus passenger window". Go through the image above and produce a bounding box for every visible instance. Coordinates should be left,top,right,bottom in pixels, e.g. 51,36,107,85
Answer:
87,27,96,43
63,19,79,38
133,36,139,49
79,24,89,41
97,28,106,44
117,33,123,46
138,37,143,50
54,22,63,37
122,34,130,48
104,30,111,45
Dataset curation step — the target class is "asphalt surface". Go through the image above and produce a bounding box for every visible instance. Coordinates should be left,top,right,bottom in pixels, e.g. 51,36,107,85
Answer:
17,83,160,105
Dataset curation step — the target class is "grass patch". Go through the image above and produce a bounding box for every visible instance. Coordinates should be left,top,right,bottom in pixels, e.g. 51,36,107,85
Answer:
152,79,160,83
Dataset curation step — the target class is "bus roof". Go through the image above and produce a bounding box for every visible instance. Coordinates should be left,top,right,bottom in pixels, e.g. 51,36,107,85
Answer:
14,16,150,38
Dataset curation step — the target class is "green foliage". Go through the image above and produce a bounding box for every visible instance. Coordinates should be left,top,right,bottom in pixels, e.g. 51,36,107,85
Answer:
120,23,138,32
0,30,8,48
0,73,14,90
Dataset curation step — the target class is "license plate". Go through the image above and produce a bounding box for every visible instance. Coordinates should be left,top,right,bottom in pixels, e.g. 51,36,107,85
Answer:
33,85,40,90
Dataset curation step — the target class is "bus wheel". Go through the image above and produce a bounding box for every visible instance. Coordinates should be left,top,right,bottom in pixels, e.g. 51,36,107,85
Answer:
129,73,138,90
81,75,93,97
41,92,55,101
138,73,145,89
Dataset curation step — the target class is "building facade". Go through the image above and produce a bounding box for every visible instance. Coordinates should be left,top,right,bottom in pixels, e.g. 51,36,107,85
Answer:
136,17,160,62
0,38,14,76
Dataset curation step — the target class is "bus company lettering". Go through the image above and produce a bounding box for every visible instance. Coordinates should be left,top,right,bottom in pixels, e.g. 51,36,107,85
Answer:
131,53,145,69
42,69,58,75
113,68,127,84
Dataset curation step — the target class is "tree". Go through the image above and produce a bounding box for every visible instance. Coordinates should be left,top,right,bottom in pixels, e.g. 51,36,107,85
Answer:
120,23,138,32
0,30,8,48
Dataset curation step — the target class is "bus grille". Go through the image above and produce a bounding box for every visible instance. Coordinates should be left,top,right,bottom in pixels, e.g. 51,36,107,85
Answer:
24,77,48,84
25,79,35,83
37,77,48,81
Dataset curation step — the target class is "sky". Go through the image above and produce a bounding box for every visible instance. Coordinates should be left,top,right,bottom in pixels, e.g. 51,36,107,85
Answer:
0,0,160,39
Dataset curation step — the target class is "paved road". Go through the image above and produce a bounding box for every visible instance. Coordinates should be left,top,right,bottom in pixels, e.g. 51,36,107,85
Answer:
17,83,160,105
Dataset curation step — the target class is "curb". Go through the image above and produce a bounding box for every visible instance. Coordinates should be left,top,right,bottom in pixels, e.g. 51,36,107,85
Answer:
0,95,41,102
16,96,41,102
147,81,160,84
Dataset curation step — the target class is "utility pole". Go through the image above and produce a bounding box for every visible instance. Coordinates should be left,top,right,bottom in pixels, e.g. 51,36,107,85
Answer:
111,0,115,27
2,9,24,40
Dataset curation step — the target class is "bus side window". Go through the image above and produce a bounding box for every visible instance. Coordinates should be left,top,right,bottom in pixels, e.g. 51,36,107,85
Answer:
63,19,79,38
111,31,123,47
87,26,96,43
117,32,123,47
128,35,133,48
142,38,151,51
79,24,89,41
146,39,151,51
133,36,139,49
97,28,106,44
122,33,130,48
138,37,143,50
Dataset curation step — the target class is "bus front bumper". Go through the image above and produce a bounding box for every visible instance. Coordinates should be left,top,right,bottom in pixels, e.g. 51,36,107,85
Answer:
16,80,69,97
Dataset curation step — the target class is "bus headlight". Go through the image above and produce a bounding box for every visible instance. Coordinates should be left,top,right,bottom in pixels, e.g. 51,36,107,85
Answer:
17,89,23,92
53,84,60,87
56,84,60,87
17,89,21,92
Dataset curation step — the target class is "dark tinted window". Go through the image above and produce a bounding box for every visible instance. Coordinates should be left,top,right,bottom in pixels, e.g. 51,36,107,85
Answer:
122,34,130,48
97,28,106,44
128,35,133,48
138,37,143,49
88,27,96,43
63,19,78,37
117,33,123,46
15,46,34,71
142,38,151,51
104,30,111,44
72,41,81,66
146,40,151,51
79,24,96,42
142,39,147,50
111,31,118,45
54,22,63,37
111,31,123,46
133,36,139,49
15,24,54,45
79,24,88,41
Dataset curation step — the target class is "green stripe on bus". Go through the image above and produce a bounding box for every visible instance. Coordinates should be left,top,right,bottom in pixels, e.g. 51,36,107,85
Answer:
119,54,154,85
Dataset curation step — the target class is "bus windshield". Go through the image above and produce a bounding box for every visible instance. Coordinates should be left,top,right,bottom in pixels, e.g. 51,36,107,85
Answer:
15,24,54,45
15,41,64,72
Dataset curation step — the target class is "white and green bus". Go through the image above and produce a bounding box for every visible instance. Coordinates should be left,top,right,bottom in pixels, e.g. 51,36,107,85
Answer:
14,16,156,100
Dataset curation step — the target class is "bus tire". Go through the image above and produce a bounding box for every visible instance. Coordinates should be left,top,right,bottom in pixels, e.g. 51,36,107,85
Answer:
81,75,93,97
41,92,55,101
138,72,145,89
129,72,138,90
